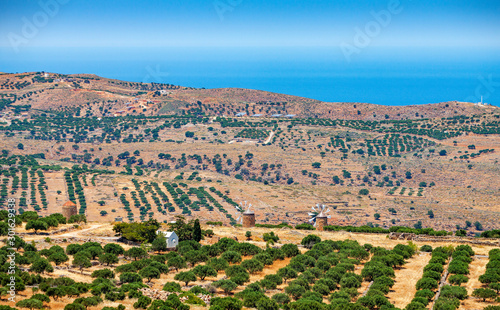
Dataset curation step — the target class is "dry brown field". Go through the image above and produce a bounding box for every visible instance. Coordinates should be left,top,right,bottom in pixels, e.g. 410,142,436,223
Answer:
1,123,499,231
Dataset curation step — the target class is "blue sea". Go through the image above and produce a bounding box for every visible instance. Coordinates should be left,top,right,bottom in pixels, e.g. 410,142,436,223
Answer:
1,47,499,106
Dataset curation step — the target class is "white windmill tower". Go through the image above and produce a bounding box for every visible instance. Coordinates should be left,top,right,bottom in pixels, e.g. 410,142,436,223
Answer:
308,204,331,231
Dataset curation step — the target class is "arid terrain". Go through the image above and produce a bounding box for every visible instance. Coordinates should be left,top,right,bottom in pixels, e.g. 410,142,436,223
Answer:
0,72,499,310
1,72,499,232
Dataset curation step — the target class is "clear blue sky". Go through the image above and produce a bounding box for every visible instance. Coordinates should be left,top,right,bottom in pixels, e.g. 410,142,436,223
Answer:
1,0,499,49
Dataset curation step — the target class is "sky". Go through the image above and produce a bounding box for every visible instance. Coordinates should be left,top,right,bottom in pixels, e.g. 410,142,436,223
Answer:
0,0,499,105
0,0,499,49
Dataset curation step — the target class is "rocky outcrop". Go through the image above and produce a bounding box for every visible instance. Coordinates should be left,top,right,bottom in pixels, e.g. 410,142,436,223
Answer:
138,288,212,305
388,232,416,240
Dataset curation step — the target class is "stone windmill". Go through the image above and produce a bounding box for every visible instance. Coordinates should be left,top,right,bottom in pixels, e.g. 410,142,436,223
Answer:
235,201,255,228
308,204,331,231
62,201,78,220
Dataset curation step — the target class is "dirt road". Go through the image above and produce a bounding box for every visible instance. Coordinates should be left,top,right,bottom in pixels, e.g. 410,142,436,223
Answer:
264,131,275,144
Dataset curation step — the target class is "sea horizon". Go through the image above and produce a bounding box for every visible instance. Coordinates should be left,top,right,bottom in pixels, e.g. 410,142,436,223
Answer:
1,47,499,107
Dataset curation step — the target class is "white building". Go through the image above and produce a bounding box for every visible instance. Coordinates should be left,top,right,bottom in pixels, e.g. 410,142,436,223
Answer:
476,96,490,106
156,230,179,248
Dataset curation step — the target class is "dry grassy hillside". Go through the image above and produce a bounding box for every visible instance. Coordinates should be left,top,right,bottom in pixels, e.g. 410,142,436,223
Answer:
0,71,499,310
1,72,497,120
0,120,499,232
0,71,499,234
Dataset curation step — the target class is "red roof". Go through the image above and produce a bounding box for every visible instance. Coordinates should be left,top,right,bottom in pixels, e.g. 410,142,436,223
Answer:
63,201,77,207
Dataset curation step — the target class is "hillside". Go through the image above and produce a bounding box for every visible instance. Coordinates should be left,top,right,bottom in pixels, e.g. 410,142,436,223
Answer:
0,72,497,120
1,70,500,310
1,219,499,310
0,71,499,233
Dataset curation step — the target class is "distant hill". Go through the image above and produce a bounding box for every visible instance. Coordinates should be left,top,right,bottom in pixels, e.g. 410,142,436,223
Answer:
0,72,497,120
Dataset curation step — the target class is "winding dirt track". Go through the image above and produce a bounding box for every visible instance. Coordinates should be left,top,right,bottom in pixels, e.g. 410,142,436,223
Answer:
264,130,275,144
